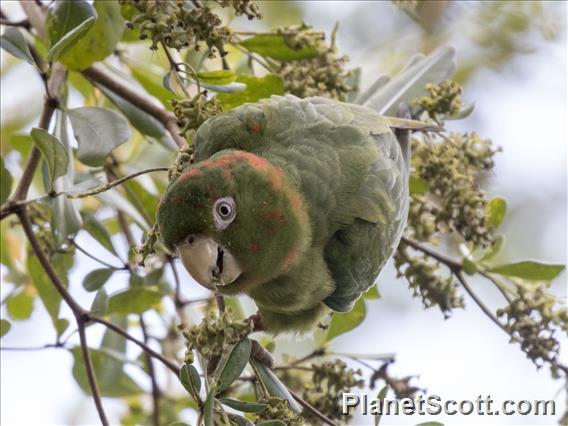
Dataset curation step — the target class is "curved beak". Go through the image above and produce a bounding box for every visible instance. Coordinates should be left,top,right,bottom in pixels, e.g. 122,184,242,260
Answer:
177,236,242,290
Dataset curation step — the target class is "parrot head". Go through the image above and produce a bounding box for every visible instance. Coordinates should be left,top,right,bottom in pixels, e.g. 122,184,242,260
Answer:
157,149,311,293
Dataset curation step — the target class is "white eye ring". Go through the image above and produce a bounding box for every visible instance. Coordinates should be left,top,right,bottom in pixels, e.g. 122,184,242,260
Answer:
213,196,236,230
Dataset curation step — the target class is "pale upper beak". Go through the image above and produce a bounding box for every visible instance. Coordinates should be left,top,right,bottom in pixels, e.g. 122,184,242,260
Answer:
177,235,242,289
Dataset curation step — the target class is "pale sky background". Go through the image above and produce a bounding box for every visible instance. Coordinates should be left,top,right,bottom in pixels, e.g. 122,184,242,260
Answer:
1,1,567,425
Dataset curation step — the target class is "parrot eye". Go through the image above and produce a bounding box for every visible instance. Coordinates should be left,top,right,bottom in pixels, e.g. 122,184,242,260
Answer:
213,197,236,230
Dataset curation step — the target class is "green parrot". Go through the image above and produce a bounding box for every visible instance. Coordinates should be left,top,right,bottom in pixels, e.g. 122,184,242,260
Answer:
157,95,420,333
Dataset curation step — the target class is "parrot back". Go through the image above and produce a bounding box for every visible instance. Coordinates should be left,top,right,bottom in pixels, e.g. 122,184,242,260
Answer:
193,95,409,312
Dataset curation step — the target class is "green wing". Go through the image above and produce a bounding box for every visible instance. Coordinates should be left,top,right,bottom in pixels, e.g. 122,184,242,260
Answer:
323,129,409,312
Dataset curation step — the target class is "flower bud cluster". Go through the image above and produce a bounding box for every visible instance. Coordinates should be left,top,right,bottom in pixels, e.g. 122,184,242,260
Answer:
122,0,241,57
172,93,222,137
497,284,568,370
179,309,253,359
394,243,464,315
253,397,304,426
412,80,463,123
303,359,364,423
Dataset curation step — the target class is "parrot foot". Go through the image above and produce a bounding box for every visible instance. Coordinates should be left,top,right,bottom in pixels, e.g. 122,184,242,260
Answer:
251,339,275,368
247,312,264,332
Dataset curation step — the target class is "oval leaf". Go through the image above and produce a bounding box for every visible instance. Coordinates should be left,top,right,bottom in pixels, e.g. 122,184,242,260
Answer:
1,157,13,204
83,214,119,256
327,297,366,341
180,363,201,400
30,128,69,193
214,338,252,393
220,398,267,414
0,319,12,338
227,413,255,426
197,70,237,85
46,0,97,62
107,287,163,315
48,17,96,63
83,268,115,292
60,0,125,70
90,288,109,316
239,34,320,61
250,359,301,413
0,27,35,65
486,197,507,230
216,74,284,110
69,107,132,167
489,261,565,281
6,290,34,321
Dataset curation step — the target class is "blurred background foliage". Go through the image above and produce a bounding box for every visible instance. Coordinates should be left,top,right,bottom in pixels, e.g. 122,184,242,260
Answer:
1,1,566,425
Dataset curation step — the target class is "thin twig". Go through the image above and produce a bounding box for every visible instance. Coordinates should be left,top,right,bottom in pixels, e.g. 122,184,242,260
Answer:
454,270,520,343
88,315,180,375
400,236,462,271
67,167,168,199
288,388,338,426
69,238,126,270
0,18,30,29
0,343,64,351
140,315,161,426
78,319,109,426
82,66,186,148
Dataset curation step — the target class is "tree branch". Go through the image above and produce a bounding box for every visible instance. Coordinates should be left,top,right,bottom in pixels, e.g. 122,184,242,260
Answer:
87,314,180,375
140,315,161,426
289,388,338,426
82,66,186,148
77,318,109,426
67,167,169,199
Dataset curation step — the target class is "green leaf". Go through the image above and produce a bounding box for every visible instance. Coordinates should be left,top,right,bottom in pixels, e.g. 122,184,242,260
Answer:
48,19,96,63
180,363,201,400
480,235,505,262
415,423,444,426
363,285,380,300
71,346,143,397
0,319,12,338
214,338,252,393
250,359,301,413
216,74,284,110
220,398,267,414
107,287,163,315
83,214,119,256
90,288,109,316
97,85,166,139
30,128,69,193
365,46,456,115
69,107,132,167
49,110,83,245
409,175,429,195
375,385,389,426
489,261,565,281
0,157,13,204
131,66,179,108
462,257,478,275
6,289,34,320
83,268,114,292
55,318,70,338
46,0,97,62
256,421,286,426
60,0,125,70
123,178,159,222
27,255,62,328
239,34,320,61
227,413,255,426
486,197,507,230
203,390,215,426
0,27,35,65
327,298,366,341
197,70,237,85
